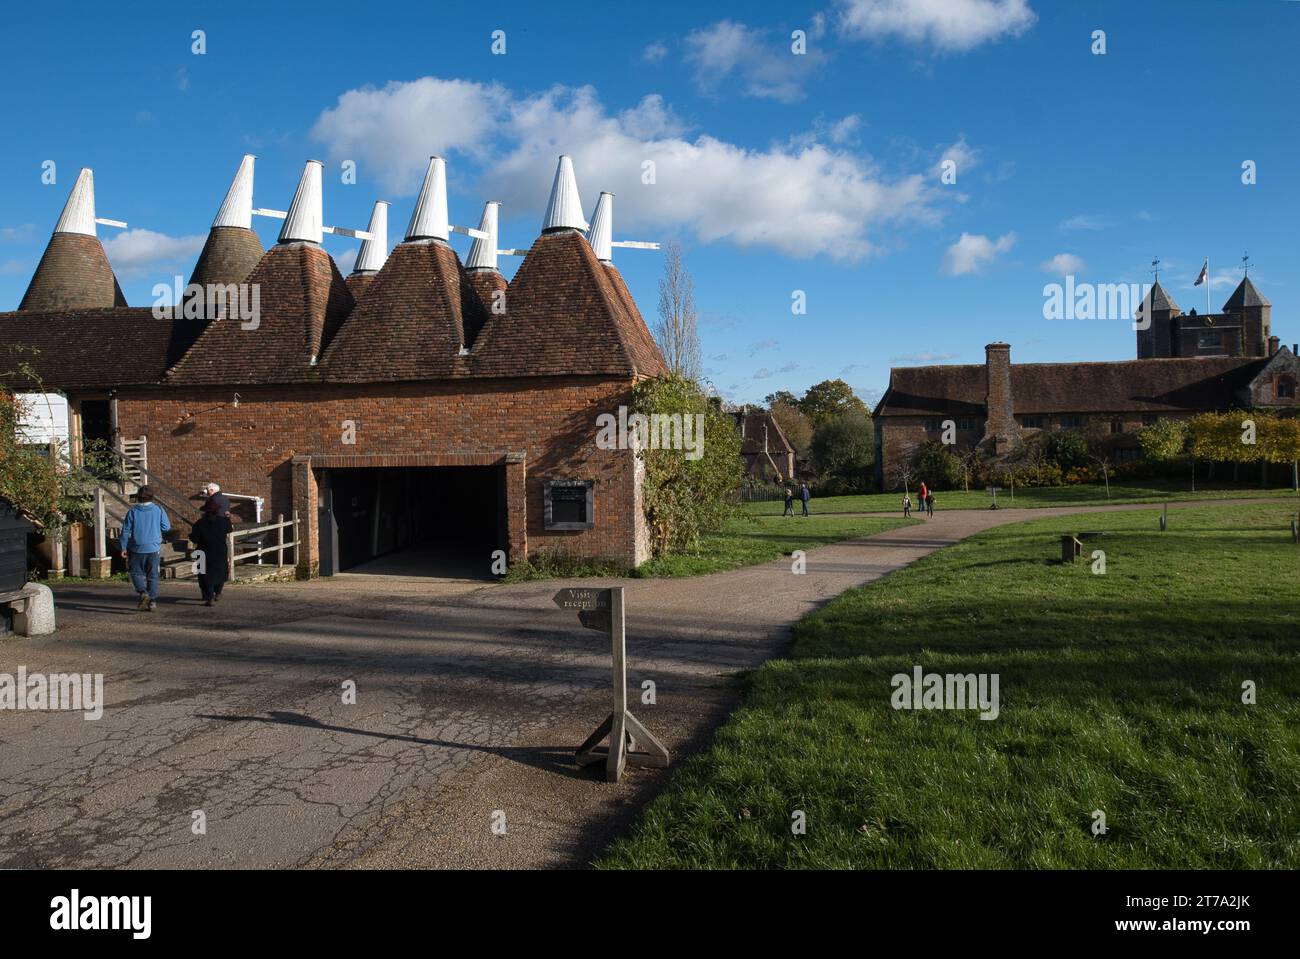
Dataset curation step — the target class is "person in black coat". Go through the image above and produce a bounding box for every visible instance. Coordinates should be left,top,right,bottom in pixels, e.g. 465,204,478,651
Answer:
189,506,232,606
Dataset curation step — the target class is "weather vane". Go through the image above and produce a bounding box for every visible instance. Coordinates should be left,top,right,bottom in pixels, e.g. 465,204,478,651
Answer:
1241,252,1251,277
1151,256,1161,282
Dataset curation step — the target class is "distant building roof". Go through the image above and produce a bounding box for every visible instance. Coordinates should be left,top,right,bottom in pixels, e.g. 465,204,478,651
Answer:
732,409,795,456
875,356,1271,417
1223,276,1270,311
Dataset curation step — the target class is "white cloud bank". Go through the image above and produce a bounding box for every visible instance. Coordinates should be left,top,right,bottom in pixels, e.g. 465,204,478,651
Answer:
311,78,948,262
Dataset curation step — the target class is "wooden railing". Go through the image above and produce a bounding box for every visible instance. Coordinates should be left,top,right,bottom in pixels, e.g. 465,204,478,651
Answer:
227,513,299,578
118,436,147,486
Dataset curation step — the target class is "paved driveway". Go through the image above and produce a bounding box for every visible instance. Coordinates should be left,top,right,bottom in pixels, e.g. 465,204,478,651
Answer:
0,501,1258,868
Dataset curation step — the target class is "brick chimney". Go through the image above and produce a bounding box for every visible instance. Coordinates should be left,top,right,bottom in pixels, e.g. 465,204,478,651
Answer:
1268,335,1280,356
982,342,1019,455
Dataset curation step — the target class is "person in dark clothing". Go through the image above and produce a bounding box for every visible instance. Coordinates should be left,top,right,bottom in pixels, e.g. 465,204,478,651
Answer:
926,491,935,517
782,487,795,516
800,483,811,517
203,482,232,518
189,504,232,606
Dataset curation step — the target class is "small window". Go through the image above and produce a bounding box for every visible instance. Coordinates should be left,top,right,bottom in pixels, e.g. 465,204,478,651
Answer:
1117,447,1143,462
1059,415,1082,430
1142,414,1159,427
956,418,980,432
1110,419,1125,434
1278,376,1297,399
544,479,594,530
922,418,943,432
1198,331,1222,350
1021,415,1045,429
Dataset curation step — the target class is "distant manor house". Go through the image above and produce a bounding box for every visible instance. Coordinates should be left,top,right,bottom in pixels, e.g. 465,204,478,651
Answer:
1,154,668,576
873,279,1299,488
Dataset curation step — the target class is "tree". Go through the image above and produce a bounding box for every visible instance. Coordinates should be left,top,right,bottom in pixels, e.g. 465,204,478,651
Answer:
913,441,963,491
768,400,812,460
1049,429,1089,471
764,390,800,408
1139,418,1189,462
653,241,701,382
799,379,870,428
810,412,874,485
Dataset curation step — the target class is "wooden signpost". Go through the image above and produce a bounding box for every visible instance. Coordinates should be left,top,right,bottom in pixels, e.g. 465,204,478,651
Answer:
554,586,670,783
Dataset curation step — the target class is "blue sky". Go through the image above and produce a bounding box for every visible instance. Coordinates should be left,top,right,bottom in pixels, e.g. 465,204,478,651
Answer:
1,0,1296,404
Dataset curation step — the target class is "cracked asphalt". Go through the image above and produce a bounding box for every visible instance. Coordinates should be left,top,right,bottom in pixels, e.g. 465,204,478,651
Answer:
0,501,1255,869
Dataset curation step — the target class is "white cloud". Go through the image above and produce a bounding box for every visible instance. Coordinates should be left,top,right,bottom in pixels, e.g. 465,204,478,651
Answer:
935,137,979,178
102,229,206,278
838,0,1037,52
311,78,511,194
642,41,668,63
941,231,1015,275
312,78,942,262
684,20,824,102
1041,252,1084,274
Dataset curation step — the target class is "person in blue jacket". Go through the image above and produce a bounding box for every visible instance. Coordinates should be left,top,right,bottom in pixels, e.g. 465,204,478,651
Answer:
119,486,171,612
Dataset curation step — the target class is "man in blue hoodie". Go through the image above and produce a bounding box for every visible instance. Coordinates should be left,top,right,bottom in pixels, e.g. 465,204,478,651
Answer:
119,486,171,612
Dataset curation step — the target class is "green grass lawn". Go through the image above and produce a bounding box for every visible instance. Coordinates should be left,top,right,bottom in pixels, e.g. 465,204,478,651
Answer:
744,480,1300,516
506,514,918,582
599,502,1300,869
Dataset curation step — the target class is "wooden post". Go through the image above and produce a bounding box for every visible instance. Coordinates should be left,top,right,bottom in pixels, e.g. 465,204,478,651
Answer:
292,510,300,567
227,529,235,580
1160,502,1168,532
276,513,285,567
572,586,670,783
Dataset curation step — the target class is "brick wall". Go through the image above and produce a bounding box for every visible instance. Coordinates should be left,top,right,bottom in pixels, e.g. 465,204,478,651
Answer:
110,375,650,572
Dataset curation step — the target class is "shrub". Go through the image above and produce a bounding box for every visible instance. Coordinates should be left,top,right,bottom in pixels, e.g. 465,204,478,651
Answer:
632,374,743,556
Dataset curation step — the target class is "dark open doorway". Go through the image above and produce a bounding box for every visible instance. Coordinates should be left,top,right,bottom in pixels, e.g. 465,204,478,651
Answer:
319,465,505,578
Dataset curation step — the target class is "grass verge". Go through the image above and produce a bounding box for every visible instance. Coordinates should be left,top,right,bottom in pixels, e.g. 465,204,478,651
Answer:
743,481,1300,516
599,503,1300,868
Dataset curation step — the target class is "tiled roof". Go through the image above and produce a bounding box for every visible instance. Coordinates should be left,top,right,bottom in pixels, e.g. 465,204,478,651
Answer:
1223,276,1270,311
471,230,666,379
18,233,127,312
321,239,487,382
876,356,1269,417
168,242,354,385
467,270,507,315
0,307,192,390
188,226,265,291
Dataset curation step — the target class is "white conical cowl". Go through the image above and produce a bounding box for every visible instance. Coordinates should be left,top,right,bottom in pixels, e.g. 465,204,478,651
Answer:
406,156,449,242
54,168,97,236
541,155,586,233
587,192,614,262
353,200,390,273
465,201,499,271
212,154,255,229
279,160,324,244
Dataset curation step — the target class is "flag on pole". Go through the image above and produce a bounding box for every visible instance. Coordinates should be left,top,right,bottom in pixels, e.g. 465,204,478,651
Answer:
1194,259,1209,286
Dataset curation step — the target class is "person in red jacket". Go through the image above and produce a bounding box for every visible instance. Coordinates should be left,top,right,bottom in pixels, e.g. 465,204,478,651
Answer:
918,481,928,512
